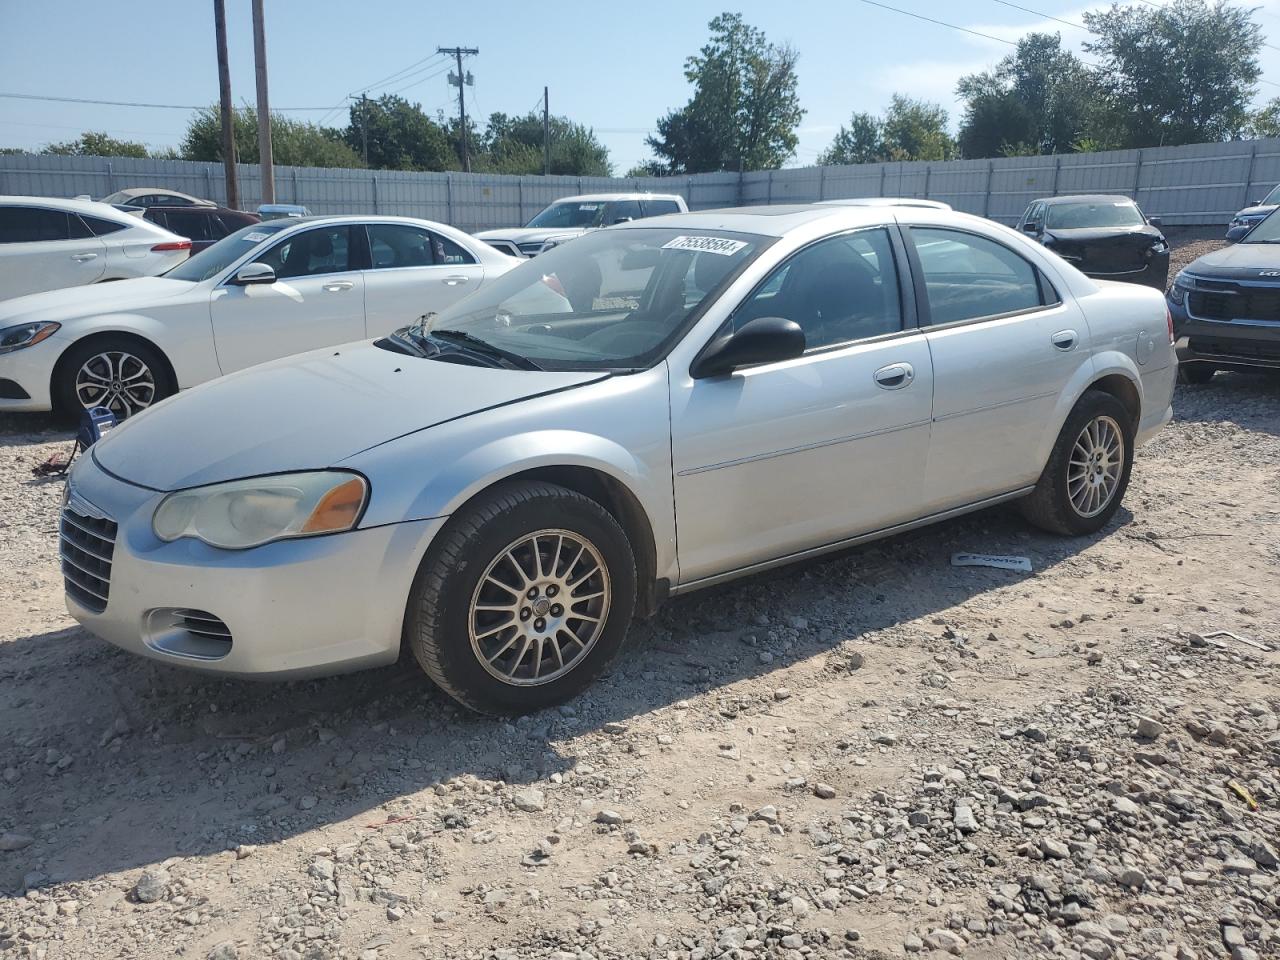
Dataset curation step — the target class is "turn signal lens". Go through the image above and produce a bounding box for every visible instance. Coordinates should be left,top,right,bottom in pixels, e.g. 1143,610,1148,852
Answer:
1166,307,1175,344
302,477,367,533
151,240,192,252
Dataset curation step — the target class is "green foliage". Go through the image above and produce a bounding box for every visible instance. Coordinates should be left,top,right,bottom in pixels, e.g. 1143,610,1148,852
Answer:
471,112,612,176
183,105,363,168
1247,98,1280,139
645,12,805,173
819,96,955,165
957,33,1095,158
1082,0,1262,147
43,131,154,159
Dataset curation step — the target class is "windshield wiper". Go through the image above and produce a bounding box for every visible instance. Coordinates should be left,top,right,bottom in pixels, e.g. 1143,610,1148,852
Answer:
430,329,543,370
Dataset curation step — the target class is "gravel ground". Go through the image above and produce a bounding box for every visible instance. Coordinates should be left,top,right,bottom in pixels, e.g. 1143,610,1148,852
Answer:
2,233,1278,960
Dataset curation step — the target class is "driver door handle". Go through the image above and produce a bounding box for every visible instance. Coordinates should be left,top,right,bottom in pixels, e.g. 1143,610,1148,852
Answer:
322,280,354,292
442,274,470,286
873,362,914,390
1051,329,1078,351
70,252,98,262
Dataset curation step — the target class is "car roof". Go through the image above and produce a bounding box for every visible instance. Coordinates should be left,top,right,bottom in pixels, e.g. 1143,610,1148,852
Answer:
148,204,246,215
0,194,162,221
817,197,952,210
1035,194,1139,206
109,187,215,205
611,203,895,238
547,193,683,204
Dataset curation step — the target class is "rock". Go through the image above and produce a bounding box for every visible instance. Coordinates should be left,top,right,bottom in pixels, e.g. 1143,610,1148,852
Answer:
1040,838,1070,860
0,832,34,852
904,933,924,953
297,795,317,811
750,805,779,824
953,803,979,833
717,926,748,951
1230,948,1259,960
924,929,966,954
872,731,899,746
813,782,836,800
309,858,335,881
773,687,792,701
386,905,404,921
1136,716,1165,739
780,933,804,949
1114,867,1146,889
595,809,624,825
1112,797,1141,816
1250,839,1278,869
207,943,238,960
133,869,169,903
513,789,545,813
602,722,627,735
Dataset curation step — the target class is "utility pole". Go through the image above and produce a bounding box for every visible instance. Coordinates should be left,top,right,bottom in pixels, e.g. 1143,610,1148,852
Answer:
213,0,239,209
543,86,550,176
437,46,478,172
251,0,274,204
360,94,369,165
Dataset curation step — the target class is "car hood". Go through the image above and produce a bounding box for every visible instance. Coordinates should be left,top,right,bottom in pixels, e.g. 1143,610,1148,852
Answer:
1043,226,1163,245
92,340,606,491
0,277,196,325
1182,242,1280,280
474,227,590,245
1233,204,1276,220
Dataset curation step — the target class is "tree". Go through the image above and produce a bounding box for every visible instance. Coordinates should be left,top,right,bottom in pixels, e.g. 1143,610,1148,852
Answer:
644,12,804,173
1083,0,1262,147
43,131,153,159
183,106,362,168
473,112,611,176
1247,97,1280,139
818,96,954,165
818,112,883,165
342,95,450,171
957,33,1095,158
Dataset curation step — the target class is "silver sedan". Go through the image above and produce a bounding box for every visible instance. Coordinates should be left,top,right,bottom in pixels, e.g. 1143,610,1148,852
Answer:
60,203,1176,713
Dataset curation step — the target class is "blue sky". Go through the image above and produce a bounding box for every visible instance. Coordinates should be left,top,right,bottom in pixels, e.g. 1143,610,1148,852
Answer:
4,0,1280,173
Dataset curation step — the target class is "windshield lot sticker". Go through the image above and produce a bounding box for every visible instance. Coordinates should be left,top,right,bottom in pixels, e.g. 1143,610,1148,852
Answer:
662,236,748,256
578,204,601,211
243,232,269,242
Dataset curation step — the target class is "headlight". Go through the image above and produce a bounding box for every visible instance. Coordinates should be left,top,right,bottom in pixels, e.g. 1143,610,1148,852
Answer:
539,238,563,254
152,471,368,550
1150,239,1169,254
1168,271,1192,305
0,321,60,355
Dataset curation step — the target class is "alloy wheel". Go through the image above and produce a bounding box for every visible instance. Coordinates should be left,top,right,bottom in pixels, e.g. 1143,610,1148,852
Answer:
1067,414,1124,518
468,529,612,686
74,351,156,419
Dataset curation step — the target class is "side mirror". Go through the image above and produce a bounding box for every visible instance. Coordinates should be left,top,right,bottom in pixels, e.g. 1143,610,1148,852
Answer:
229,262,276,286
691,316,806,379
612,216,634,224
1022,222,1040,234
1148,216,1163,228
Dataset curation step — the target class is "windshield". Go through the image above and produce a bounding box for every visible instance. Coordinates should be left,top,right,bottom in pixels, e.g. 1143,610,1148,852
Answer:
404,227,769,371
525,200,608,230
1260,184,1280,206
1047,201,1145,229
165,222,290,282
1242,208,1280,242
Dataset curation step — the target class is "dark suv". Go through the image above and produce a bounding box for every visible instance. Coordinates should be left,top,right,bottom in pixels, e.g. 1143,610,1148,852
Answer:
141,205,259,254
1168,209,1280,383
1016,195,1169,289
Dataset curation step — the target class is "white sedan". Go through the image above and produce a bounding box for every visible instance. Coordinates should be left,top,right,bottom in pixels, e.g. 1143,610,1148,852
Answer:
0,196,191,301
0,215,517,418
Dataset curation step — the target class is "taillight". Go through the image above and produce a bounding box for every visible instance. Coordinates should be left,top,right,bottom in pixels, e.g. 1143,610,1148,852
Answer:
151,240,192,252
1166,306,1175,344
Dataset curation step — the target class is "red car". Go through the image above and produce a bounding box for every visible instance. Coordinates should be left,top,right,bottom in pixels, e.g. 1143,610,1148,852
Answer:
140,205,260,254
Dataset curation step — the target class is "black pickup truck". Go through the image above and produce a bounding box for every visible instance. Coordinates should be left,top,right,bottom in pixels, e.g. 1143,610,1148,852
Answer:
1168,210,1280,383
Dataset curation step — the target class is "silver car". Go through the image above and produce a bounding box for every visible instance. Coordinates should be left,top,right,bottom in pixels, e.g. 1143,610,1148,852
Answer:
60,204,1176,714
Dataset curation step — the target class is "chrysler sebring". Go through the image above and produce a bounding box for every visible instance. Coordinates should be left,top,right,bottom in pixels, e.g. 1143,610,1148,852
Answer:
60,204,1176,714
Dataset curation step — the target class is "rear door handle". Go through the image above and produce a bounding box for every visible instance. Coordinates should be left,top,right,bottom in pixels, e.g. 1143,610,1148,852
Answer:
1051,329,1078,351
442,274,470,286
71,253,98,262
873,362,914,389
322,280,354,292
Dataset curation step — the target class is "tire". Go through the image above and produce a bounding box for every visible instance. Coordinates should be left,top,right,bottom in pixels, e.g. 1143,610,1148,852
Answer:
52,336,173,422
1177,363,1215,385
1019,390,1135,536
405,480,637,715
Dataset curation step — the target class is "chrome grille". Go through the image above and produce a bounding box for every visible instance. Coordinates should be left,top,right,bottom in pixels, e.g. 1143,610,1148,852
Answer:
174,609,232,643
60,500,117,613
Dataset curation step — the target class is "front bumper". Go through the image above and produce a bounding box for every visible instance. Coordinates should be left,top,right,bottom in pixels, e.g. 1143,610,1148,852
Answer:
0,333,61,412
1169,299,1280,371
61,452,445,679
1080,254,1169,291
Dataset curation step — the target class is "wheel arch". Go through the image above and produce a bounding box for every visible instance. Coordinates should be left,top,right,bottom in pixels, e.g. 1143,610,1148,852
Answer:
1035,354,1143,470
50,329,178,411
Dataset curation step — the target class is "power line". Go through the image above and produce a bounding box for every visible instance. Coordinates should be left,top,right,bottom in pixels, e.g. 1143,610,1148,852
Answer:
0,91,333,111
988,0,1086,30
350,53,445,97
856,0,1016,45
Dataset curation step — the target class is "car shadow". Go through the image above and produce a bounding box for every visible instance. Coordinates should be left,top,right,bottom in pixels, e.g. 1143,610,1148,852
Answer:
0,497,1123,894
1170,369,1280,438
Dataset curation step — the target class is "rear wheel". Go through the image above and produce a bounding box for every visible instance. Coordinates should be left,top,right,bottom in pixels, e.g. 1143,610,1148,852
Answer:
53,336,173,421
1177,363,1215,384
1020,390,1134,536
405,481,636,715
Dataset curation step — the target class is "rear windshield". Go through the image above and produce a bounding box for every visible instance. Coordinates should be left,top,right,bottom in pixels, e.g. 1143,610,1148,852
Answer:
1046,201,1145,229
165,221,290,282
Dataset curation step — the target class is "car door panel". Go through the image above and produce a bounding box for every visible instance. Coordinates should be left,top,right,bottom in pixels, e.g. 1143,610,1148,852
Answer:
0,207,105,298
361,223,485,336
208,225,365,374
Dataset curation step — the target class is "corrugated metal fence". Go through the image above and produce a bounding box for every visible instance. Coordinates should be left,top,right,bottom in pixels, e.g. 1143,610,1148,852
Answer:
4,138,1279,230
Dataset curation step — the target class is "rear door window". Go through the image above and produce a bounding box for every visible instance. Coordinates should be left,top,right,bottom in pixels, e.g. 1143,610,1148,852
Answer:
0,207,71,243
608,200,642,224
162,211,216,242
642,199,682,217
910,227,1046,325
81,214,129,236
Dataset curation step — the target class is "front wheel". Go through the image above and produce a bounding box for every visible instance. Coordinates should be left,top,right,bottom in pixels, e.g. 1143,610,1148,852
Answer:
1020,390,1135,536
405,481,636,714
52,336,173,421
1177,363,1215,385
